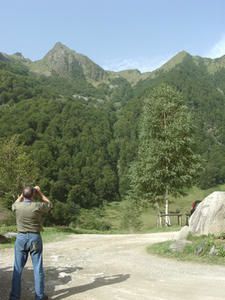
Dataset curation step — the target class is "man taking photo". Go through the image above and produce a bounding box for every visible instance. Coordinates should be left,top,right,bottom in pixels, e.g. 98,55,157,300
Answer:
9,186,52,300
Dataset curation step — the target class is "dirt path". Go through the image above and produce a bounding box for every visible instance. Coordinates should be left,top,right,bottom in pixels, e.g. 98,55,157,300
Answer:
1,232,225,300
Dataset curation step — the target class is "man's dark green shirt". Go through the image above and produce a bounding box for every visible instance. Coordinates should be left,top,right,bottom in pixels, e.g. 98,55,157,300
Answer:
12,199,52,233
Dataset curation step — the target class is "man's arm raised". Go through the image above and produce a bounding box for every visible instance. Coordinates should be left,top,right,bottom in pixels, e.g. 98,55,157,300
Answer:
15,193,23,203
34,186,50,203
34,186,52,213
12,192,23,212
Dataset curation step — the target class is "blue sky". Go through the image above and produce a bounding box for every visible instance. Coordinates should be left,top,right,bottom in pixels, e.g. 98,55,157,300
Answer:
1,0,225,72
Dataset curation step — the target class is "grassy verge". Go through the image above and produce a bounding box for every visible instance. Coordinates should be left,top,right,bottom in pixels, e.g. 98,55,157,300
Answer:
1,183,225,249
104,184,225,231
0,226,117,248
1,184,225,235
147,234,225,265
0,225,181,249
0,226,77,249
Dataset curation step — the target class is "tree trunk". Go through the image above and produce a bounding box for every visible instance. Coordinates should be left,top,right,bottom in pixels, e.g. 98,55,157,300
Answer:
164,188,171,226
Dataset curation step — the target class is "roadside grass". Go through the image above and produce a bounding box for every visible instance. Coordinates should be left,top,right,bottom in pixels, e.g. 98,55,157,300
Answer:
0,226,111,249
0,226,79,249
0,226,123,247
1,184,225,249
147,234,225,265
101,184,225,233
0,224,181,249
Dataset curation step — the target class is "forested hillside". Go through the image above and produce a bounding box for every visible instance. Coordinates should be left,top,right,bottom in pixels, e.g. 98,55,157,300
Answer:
1,43,225,224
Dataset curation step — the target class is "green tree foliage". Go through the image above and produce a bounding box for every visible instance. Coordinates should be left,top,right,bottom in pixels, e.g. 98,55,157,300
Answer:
75,207,111,231
0,97,120,223
0,60,105,106
120,196,143,231
1,53,225,227
117,56,225,191
114,97,141,195
129,84,201,222
0,59,133,224
0,136,39,207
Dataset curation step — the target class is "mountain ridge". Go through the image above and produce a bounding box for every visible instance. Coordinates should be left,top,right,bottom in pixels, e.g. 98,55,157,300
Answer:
1,43,225,85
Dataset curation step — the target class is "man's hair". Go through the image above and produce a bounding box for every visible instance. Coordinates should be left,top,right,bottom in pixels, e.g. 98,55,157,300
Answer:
23,186,34,199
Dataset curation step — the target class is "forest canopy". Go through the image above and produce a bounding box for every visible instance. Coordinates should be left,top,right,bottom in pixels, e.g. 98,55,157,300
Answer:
1,52,225,224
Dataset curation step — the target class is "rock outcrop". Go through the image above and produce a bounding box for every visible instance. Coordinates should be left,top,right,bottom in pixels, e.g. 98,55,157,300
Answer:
31,42,107,82
189,191,225,235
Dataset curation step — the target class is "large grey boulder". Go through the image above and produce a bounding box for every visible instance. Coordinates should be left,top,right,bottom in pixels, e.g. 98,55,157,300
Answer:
189,191,225,235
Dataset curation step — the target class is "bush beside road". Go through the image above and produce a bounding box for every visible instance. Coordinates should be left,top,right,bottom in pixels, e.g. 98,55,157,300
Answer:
148,233,225,265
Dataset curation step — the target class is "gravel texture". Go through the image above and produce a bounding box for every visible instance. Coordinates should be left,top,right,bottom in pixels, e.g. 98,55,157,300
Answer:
1,232,225,300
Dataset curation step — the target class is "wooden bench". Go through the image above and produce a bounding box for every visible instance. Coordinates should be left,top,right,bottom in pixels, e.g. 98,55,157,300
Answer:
157,211,183,227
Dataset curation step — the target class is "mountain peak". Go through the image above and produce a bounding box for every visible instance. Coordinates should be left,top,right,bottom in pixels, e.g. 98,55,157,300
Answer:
54,41,65,47
176,50,190,56
12,52,29,62
52,42,71,51
13,52,24,58
45,42,74,58
169,50,191,62
32,42,106,82
157,50,191,73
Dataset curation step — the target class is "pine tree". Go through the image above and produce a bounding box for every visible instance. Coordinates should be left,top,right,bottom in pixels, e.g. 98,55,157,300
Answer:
130,84,201,225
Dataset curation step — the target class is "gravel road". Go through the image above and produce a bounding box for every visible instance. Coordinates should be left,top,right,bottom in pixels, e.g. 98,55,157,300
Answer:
1,232,225,300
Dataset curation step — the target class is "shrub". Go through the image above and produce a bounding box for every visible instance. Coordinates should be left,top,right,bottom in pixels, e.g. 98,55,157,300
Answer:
75,208,111,231
120,198,143,231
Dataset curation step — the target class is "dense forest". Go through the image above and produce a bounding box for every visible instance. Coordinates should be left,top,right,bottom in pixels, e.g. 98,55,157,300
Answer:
1,44,225,225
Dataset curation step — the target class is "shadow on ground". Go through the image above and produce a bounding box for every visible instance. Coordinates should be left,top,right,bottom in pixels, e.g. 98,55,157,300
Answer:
0,266,130,300
51,273,130,300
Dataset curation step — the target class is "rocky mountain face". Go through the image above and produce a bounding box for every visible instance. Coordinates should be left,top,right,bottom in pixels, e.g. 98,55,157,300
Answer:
28,42,153,85
2,42,225,86
28,42,107,82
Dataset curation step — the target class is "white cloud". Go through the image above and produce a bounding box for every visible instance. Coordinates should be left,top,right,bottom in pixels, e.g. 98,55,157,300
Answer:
101,55,170,73
207,35,225,58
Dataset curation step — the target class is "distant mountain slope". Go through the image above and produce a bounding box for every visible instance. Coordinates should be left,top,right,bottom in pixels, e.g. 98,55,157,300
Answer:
2,43,225,86
116,52,225,194
0,53,9,62
116,69,150,85
150,50,225,76
28,42,107,83
1,43,225,220
0,43,152,85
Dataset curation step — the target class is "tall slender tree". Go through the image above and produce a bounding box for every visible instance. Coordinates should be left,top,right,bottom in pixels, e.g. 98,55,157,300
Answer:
130,84,201,225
